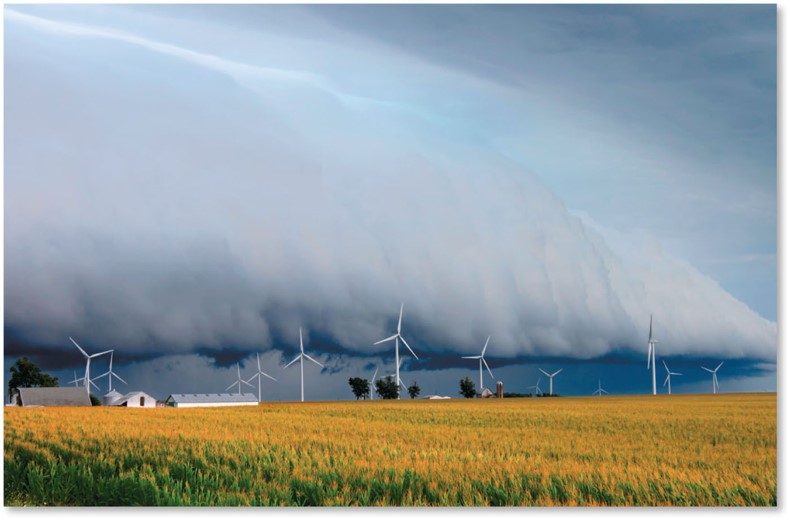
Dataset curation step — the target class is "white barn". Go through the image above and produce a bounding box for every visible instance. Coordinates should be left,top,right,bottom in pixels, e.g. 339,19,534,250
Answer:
165,393,258,408
106,391,157,408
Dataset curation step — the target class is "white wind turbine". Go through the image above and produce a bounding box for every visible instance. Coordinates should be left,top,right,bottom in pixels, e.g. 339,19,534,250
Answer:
70,337,113,395
68,370,80,388
538,368,562,396
226,363,255,395
662,360,682,395
367,367,379,400
284,328,324,402
373,303,418,400
462,336,494,390
647,315,657,395
244,353,277,402
592,380,609,397
701,362,724,394
527,377,543,397
92,351,127,392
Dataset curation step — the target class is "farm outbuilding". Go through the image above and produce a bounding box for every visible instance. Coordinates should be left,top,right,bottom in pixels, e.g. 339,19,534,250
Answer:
106,391,157,408
165,393,258,408
9,387,92,407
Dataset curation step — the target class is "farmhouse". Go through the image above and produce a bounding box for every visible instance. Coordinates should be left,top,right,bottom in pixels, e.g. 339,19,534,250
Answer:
106,391,157,408
9,387,91,407
165,393,258,408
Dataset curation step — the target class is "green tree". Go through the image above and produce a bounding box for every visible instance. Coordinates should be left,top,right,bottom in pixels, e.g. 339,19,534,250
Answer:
375,376,400,400
8,357,59,401
407,381,421,399
89,394,102,406
348,377,370,400
459,376,476,398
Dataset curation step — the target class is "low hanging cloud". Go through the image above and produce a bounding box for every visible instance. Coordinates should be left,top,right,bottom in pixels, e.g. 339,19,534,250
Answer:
4,8,776,364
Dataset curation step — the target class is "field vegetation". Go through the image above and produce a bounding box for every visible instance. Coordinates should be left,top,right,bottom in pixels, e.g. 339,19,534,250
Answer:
4,393,776,506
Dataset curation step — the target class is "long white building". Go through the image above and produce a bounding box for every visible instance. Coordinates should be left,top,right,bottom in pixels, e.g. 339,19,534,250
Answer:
165,393,258,408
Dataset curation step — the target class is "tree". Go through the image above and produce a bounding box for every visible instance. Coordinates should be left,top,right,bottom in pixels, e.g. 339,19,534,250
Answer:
459,377,476,398
407,381,421,399
89,394,102,406
8,357,59,401
375,376,400,400
348,377,370,400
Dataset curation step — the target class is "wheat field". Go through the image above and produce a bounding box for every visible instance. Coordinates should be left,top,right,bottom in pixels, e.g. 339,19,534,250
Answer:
3,393,776,506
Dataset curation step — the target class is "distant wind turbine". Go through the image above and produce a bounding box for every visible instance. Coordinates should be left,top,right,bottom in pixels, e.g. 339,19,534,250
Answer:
374,303,419,400
92,351,127,392
68,370,80,388
462,336,494,390
647,315,657,395
284,328,324,402
244,353,277,403
592,380,609,397
538,368,562,396
385,357,408,392
367,367,378,400
226,363,254,395
701,362,724,394
662,360,682,395
527,377,542,397
70,337,113,395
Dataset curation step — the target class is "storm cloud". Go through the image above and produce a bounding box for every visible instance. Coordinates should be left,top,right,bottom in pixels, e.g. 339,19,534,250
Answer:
4,5,776,369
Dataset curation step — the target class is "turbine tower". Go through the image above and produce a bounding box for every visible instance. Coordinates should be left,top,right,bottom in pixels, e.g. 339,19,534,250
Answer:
647,315,657,395
662,360,682,395
462,336,494,390
70,337,113,395
225,363,254,395
244,353,277,402
538,368,562,396
373,303,419,399
592,380,609,396
92,351,127,392
385,358,408,392
701,362,724,394
284,328,324,402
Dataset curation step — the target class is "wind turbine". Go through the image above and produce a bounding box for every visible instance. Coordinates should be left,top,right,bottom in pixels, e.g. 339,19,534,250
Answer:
701,362,724,394
70,337,113,395
592,380,609,396
538,368,562,396
244,353,277,403
68,370,80,388
527,377,542,397
367,367,379,400
284,328,324,402
225,363,254,395
462,336,494,390
662,360,682,395
373,303,419,399
647,315,657,395
92,351,127,392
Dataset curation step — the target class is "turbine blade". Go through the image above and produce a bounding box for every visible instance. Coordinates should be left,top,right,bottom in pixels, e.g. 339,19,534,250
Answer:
244,375,257,384
70,337,89,358
373,334,398,345
242,380,255,389
397,303,403,334
257,353,262,372
299,328,304,354
91,349,114,358
701,367,713,373
225,382,236,391
663,375,669,387
647,344,652,369
93,371,110,379
462,355,482,359
648,314,653,342
715,361,724,372
552,369,562,377
112,373,126,385
539,369,549,377
304,353,324,368
284,355,301,369
482,358,494,380
261,372,277,382
400,336,418,359
672,372,683,376
662,359,669,373
602,389,609,394
372,368,378,381
482,335,490,356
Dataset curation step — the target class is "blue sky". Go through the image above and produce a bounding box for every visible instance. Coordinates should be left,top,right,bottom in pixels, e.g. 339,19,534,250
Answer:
3,4,777,400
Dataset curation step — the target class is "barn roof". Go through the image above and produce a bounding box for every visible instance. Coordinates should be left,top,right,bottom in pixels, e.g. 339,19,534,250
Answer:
15,387,92,407
166,393,257,403
106,391,156,406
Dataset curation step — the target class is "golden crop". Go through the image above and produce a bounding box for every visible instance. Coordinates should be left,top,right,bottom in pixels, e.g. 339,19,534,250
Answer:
4,393,776,506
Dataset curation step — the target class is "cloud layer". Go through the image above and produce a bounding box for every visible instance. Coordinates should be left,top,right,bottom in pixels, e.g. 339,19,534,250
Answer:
4,7,776,364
